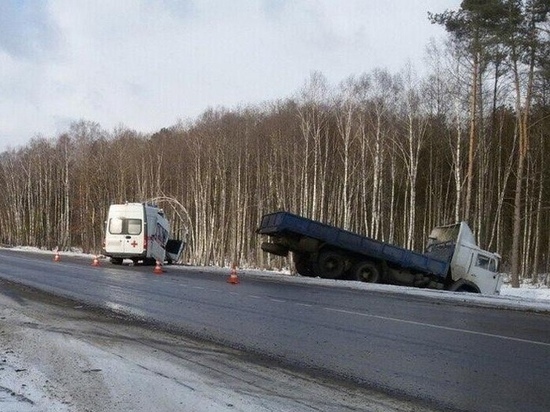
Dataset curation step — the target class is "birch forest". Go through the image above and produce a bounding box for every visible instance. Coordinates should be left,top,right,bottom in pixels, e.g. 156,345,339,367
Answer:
0,1,548,286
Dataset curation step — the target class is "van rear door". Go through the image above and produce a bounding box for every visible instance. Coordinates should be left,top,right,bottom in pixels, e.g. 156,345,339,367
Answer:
165,239,185,263
107,216,144,255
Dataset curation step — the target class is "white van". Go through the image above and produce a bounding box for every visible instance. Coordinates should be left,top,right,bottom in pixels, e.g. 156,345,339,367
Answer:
103,202,184,265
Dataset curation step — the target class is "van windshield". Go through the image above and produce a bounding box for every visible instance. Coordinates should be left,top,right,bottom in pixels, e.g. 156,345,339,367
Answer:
109,218,142,235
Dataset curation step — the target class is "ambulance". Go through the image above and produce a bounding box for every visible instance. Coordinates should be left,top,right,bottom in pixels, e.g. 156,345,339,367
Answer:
103,202,184,265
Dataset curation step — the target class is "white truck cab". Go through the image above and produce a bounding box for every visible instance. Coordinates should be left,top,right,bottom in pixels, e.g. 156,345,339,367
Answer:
427,222,503,294
103,202,182,265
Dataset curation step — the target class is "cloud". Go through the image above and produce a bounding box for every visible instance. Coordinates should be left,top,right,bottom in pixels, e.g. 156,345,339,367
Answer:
0,0,459,150
0,1,61,61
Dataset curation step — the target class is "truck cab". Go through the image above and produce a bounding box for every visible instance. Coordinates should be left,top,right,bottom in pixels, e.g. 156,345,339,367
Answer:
426,222,503,294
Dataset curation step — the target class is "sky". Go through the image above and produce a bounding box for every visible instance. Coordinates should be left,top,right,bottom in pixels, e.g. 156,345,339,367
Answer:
0,0,461,151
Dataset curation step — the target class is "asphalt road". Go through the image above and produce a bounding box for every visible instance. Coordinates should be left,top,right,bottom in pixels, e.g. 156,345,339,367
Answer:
0,248,549,412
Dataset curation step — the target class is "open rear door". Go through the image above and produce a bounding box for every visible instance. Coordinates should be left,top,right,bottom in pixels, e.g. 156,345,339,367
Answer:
165,239,185,263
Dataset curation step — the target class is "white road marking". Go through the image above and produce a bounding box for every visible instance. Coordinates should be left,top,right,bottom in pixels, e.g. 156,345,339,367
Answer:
324,307,550,348
270,298,286,303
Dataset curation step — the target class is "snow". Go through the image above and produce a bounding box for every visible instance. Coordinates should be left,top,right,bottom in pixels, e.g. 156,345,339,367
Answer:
1,246,549,411
238,266,550,313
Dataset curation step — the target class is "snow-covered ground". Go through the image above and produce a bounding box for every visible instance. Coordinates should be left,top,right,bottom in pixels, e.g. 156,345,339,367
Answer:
1,246,549,411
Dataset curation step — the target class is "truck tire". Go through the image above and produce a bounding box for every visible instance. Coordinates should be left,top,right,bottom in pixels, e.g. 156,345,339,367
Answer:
261,242,289,257
110,257,123,265
294,253,315,277
315,250,346,279
352,261,380,283
449,279,480,293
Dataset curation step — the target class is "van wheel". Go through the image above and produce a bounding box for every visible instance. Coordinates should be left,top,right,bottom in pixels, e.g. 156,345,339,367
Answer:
111,258,123,265
315,251,346,279
352,261,380,283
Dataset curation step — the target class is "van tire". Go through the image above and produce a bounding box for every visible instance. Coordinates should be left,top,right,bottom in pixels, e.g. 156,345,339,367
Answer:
111,258,123,265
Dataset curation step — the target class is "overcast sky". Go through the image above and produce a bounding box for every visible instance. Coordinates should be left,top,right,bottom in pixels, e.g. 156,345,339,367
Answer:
0,0,460,150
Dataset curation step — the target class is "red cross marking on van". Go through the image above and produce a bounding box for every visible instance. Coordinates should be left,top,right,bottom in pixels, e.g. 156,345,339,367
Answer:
130,240,138,247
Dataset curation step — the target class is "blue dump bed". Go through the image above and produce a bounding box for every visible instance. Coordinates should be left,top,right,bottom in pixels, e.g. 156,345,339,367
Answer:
258,211,449,278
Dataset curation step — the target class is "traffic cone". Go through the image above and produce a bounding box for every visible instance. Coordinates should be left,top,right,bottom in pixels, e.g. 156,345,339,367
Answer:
227,266,239,284
153,261,163,275
53,250,61,262
91,255,100,267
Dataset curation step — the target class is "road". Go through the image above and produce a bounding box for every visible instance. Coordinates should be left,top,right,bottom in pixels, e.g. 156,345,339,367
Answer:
0,248,549,412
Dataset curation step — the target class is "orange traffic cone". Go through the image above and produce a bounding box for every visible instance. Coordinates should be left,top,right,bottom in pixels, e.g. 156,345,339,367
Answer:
227,266,239,284
91,255,100,267
153,261,163,275
53,250,61,262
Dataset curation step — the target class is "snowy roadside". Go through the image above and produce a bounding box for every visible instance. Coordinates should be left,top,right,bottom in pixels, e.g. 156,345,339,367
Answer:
239,266,550,312
204,260,550,314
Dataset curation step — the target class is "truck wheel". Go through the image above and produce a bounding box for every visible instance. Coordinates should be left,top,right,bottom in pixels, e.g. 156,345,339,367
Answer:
315,251,346,279
294,253,314,277
449,280,480,293
110,257,123,265
261,242,289,257
352,261,380,283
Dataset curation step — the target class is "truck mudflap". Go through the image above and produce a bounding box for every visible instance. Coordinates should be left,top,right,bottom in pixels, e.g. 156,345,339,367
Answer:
165,239,185,264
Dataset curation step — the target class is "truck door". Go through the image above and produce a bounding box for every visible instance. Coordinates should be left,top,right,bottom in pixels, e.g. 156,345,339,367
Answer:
468,253,502,294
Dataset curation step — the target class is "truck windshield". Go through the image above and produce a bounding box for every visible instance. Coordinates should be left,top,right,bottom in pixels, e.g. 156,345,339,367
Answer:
427,225,460,249
109,218,142,235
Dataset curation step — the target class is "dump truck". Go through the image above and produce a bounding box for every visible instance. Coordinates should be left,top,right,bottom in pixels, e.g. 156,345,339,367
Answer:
257,211,503,294
103,202,185,265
